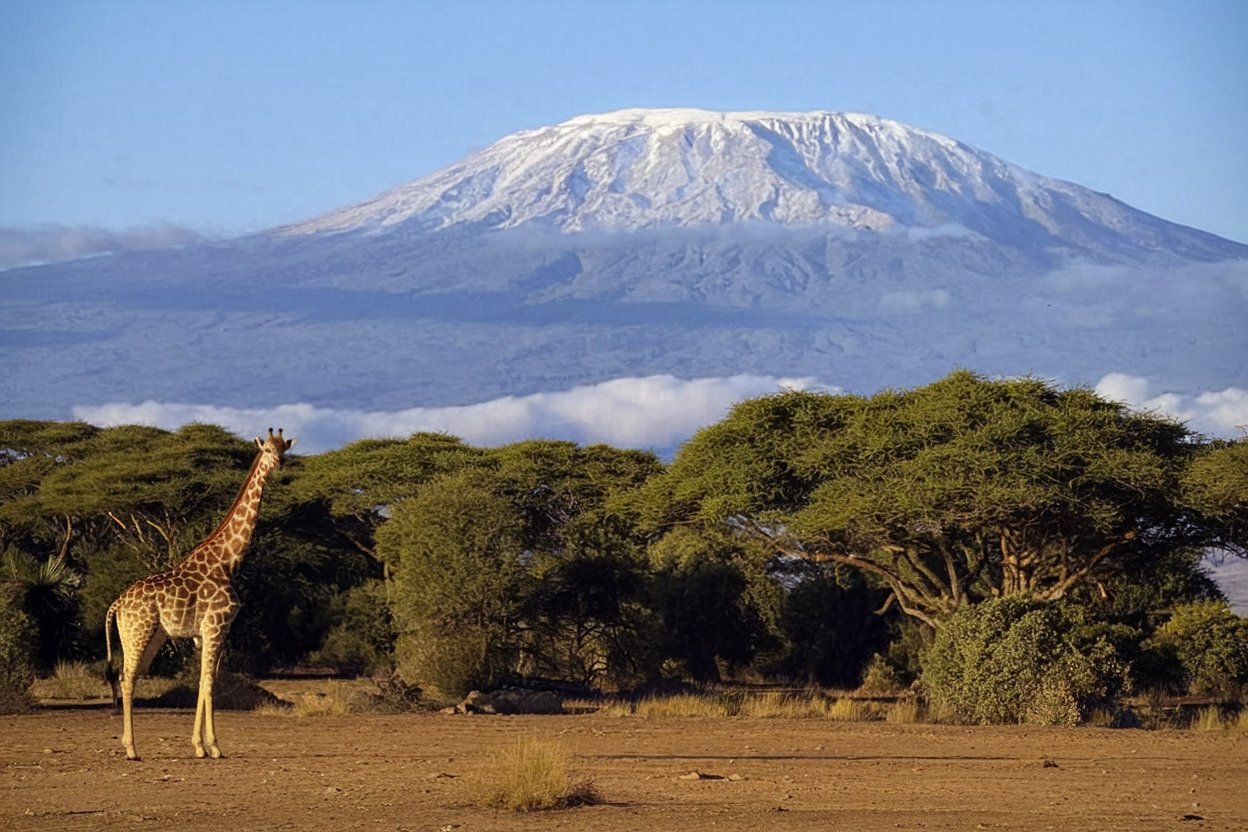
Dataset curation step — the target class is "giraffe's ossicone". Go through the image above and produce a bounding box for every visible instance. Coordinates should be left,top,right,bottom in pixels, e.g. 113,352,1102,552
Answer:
105,428,295,761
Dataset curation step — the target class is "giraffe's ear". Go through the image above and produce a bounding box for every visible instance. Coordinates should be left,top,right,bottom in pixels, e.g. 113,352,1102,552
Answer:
286,437,298,450
254,437,263,450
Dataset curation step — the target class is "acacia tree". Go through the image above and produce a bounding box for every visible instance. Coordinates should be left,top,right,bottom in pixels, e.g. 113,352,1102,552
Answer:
644,371,1244,629
379,440,662,696
283,433,485,571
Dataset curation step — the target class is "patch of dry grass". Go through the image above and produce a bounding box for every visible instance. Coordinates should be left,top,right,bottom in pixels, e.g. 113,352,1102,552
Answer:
1191,704,1248,732
32,661,108,701
827,697,880,721
884,697,921,724
575,690,903,722
254,680,357,716
470,737,601,811
738,690,831,718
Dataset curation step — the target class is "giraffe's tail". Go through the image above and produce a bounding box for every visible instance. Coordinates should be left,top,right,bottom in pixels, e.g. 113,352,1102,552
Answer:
104,600,117,664
104,601,120,709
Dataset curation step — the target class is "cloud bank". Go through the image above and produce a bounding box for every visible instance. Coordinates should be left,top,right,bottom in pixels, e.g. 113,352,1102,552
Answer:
72,372,1246,456
0,224,209,270
73,374,827,455
1095,373,1248,437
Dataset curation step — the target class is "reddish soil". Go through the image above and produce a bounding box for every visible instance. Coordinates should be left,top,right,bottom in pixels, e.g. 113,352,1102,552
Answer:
2,706,1245,831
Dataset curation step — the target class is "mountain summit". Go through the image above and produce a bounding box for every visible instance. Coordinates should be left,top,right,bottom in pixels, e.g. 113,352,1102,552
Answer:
282,108,1242,264
2,108,1245,428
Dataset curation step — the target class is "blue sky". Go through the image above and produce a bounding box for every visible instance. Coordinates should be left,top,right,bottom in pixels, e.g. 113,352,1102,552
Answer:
1,0,1245,242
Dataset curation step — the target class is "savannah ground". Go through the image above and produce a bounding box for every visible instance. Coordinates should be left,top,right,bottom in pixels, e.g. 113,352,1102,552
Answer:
2,690,1245,832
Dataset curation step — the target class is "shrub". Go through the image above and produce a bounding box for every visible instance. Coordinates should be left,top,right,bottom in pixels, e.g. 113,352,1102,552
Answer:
1145,601,1248,698
363,670,424,714
0,583,37,714
471,738,601,811
394,622,511,703
920,598,1131,725
309,580,396,676
858,653,906,695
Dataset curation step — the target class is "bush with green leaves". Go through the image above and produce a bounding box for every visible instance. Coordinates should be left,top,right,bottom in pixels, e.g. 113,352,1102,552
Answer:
0,582,37,713
1144,601,1248,699
310,580,396,675
921,597,1132,725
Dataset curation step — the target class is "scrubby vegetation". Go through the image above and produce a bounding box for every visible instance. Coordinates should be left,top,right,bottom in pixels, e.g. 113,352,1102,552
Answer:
471,737,601,811
1,371,1245,724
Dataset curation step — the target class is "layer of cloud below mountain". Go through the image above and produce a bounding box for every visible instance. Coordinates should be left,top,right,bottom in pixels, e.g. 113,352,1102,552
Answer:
0,224,209,270
72,372,1246,457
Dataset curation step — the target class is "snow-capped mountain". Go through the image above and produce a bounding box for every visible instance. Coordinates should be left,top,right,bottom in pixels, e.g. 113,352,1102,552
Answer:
282,108,1241,265
1,108,1245,428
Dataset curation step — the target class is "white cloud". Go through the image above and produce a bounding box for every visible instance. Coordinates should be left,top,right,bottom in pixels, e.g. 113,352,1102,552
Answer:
1095,373,1248,436
71,372,1247,457
73,374,831,455
0,224,209,270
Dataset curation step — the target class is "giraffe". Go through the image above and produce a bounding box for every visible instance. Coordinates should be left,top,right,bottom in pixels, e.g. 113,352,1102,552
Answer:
105,427,296,761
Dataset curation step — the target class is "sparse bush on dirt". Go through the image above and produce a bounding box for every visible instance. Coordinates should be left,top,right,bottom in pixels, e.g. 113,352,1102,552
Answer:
471,737,601,811
921,598,1131,725
363,670,424,714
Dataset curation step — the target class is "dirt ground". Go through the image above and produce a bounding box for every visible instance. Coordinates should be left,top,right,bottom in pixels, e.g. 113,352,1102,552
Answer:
2,703,1245,832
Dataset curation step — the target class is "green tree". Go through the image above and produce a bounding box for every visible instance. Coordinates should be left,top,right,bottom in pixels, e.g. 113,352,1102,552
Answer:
380,441,662,697
645,526,779,682
283,433,484,573
643,371,1241,628
381,470,529,698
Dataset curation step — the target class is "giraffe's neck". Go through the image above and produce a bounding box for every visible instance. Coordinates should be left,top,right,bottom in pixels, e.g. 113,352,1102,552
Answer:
183,451,278,576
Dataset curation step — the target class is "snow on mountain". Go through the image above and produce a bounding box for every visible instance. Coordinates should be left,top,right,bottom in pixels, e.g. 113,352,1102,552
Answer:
1,107,1245,426
280,108,1243,264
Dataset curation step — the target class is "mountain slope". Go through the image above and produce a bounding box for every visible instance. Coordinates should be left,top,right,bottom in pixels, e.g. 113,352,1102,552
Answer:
1,108,1245,423
281,108,1244,265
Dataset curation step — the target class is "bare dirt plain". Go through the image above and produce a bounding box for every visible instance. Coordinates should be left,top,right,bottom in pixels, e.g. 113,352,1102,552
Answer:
2,706,1245,832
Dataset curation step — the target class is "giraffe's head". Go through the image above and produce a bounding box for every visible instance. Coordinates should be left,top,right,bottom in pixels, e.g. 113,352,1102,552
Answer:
254,427,297,468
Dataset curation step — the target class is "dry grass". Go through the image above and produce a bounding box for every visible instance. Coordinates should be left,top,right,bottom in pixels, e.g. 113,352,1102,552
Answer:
253,681,357,716
576,690,902,722
1193,705,1224,731
827,697,880,721
884,697,921,724
470,737,601,811
1191,704,1248,732
738,690,833,718
33,661,108,701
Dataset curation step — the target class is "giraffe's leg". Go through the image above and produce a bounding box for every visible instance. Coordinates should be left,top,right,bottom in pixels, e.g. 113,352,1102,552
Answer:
117,614,163,761
193,629,226,759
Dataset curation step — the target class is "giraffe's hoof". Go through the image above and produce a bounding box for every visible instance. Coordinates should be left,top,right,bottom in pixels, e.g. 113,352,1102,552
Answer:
210,748,224,760
125,752,140,762
194,746,206,759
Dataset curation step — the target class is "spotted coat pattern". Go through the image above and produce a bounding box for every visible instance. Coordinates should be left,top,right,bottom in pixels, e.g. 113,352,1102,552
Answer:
105,428,295,761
